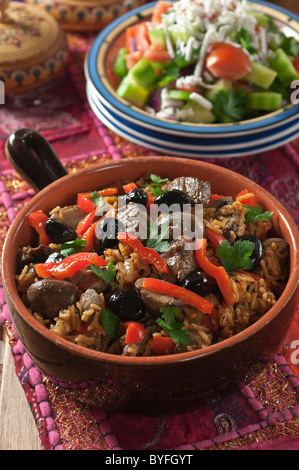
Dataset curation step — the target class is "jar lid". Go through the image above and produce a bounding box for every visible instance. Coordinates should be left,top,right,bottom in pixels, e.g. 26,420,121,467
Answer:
0,1,68,93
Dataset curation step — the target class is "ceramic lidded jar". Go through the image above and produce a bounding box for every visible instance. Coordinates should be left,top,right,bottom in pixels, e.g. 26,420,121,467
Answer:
24,0,148,32
0,0,68,94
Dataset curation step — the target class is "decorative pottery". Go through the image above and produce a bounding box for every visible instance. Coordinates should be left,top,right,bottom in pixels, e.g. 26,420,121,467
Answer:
0,1,68,94
2,129,299,409
25,0,149,32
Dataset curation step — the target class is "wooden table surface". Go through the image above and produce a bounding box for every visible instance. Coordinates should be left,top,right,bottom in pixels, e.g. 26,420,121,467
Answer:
0,0,298,451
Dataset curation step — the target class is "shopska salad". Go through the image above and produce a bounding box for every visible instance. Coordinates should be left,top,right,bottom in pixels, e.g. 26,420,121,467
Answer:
113,0,299,124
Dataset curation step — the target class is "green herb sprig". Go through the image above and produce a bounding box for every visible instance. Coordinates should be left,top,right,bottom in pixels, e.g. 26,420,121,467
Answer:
146,222,170,253
216,239,255,272
101,308,121,339
60,238,87,257
244,205,273,225
145,174,169,197
90,261,119,290
156,306,191,345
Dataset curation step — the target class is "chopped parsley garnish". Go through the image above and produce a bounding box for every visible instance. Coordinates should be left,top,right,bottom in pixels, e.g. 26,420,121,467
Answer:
244,205,273,225
235,28,258,55
157,63,180,87
146,222,170,253
216,239,255,272
90,191,105,208
213,88,247,123
101,308,121,339
156,306,191,345
90,261,119,290
145,174,169,197
60,238,87,257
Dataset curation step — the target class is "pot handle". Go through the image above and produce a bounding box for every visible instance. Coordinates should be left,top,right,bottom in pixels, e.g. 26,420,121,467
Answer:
5,128,68,193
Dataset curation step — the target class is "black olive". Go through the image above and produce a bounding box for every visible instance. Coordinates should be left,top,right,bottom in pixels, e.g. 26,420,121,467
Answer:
154,189,191,211
237,234,263,270
182,270,219,297
44,219,77,244
45,252,65,263
126,188,148,206
94,217,125,254
107,289,146,321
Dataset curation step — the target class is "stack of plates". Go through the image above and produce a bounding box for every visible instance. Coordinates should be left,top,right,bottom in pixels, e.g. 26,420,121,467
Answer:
85,0,299,159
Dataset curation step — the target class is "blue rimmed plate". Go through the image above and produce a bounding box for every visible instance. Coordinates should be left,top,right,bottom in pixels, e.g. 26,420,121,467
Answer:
85,0,299,155
87,82,299,158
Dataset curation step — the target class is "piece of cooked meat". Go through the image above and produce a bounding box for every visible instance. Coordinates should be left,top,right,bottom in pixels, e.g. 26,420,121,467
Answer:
17,244,57,269
161,236,197,281
135,278,184,316
163,176,210,205
79,288,104,311
117,201,148,239
27,278,77,319
51,205,88,229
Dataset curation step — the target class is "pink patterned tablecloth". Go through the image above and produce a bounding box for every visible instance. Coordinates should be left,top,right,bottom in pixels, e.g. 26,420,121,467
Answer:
0,32,299,451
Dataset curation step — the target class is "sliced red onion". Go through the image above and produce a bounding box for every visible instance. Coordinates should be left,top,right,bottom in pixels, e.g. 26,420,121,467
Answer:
129,37,137,53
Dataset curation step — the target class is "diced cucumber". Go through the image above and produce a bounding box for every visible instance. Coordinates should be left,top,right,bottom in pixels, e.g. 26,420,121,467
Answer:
129,58,158,88
250,11,269,27
116,76,150,107
268,48,299,87
168,90,192,101
149,29,166,49
244,61,277,89
178,101,216,124
113,48,128,78
169,25,190,45
245,92,282,111
205,79,233,102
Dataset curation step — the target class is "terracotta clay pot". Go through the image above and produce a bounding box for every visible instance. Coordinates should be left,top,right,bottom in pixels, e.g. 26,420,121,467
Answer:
2,129,299,409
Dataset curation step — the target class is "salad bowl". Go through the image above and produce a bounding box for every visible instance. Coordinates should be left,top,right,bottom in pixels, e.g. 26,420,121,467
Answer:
85,0,299,158
2,129,299,409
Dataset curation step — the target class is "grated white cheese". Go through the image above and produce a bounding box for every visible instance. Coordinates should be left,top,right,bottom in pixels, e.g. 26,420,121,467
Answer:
190,92,213,110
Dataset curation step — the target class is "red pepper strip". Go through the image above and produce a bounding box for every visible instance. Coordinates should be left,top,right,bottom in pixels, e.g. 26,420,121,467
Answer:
28,211,52,245
81,221,98,252
152,336,175,355
77,193,94,213
35,252,107,279
121,322,147,344
117,232,169,274
210,193,225,202
123,182,138,193
142,278,213,314
98,187,118,197
236,189,258,207
76,207,97,236
195,239,237,306
205,228,226,248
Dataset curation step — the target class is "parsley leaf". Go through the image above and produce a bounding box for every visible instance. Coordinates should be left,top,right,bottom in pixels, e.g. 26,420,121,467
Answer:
60,238,87,257
157,63,180,87
146,222,170,253
244,205,273,225
145,174,169,198
279,36,299,57
90,261,119,290
90,191,105,208
213,88,247,123
101,308,121,339
156,306,191,345
216,239,255,272
235,28,258,55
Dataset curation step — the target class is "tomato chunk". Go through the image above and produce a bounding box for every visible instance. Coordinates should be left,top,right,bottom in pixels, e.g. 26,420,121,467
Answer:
206,42,252,80
152,336,175,355
151,1,173,25
143,47,172,62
